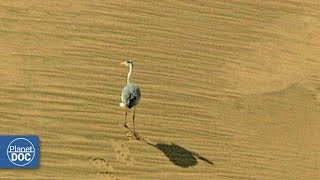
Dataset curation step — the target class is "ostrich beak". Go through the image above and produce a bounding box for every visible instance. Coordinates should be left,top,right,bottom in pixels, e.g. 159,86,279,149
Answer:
120,61,127,66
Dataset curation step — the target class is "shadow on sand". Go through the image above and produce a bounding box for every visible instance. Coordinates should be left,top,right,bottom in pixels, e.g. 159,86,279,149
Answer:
132,131,213,168
153,143,213,168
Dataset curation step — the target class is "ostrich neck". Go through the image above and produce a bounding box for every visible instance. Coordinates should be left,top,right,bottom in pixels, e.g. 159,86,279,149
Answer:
127,64,132,85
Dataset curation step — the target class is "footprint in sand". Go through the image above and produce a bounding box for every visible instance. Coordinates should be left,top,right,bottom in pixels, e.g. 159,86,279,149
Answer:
110,140,134,166
96,172,118,179
89,157,116,178
126,131,138,141
126,131,154,146
89,157,114,171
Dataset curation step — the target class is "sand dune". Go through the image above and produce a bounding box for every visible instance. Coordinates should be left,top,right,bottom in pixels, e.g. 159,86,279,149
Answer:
0,0,319,179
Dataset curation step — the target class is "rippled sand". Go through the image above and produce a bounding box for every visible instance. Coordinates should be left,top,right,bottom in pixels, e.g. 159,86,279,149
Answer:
0,0,319,179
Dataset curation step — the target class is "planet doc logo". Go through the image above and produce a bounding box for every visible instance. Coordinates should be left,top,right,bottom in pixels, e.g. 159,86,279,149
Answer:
7,138,35,167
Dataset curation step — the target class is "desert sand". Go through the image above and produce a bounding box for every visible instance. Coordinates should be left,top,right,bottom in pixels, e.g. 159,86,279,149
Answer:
0,0,319,179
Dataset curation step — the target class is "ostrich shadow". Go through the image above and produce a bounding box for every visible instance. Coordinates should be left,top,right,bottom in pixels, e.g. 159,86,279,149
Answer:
134,133,213,168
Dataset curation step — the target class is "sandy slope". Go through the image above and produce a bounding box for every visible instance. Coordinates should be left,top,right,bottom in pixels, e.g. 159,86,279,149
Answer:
0,0,319,179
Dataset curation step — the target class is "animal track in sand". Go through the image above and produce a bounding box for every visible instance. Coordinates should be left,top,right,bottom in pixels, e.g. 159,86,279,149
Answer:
125,130,155,145
89,157,116,178
96,171,118,179
89,157,114,171
126,131,138,141
110,140,134,166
